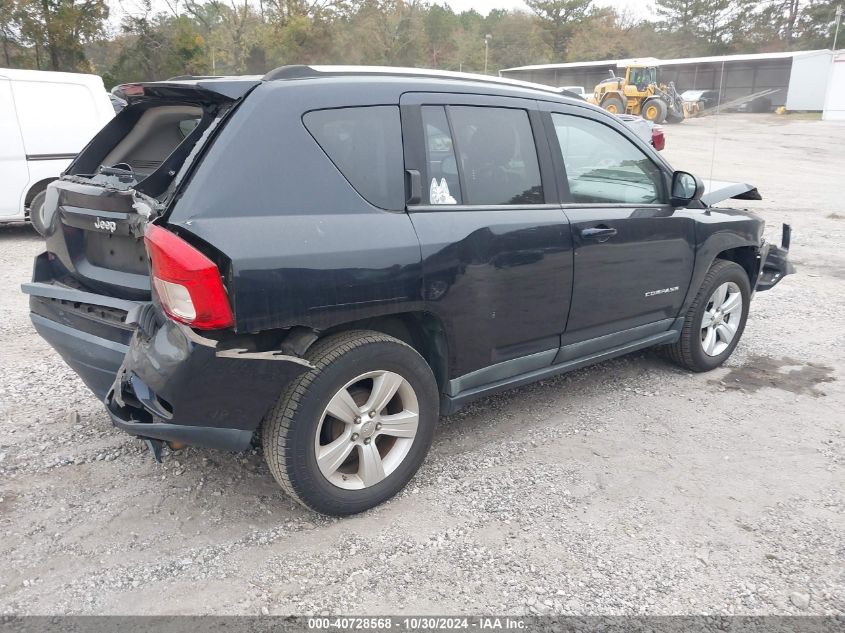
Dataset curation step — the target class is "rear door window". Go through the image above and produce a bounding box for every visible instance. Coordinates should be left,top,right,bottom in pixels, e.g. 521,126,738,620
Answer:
447,106,543,206
304,106,405,210
421,106,462,204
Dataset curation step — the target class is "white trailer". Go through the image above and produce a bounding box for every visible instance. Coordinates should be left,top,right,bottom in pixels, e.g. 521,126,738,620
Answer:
0,69,114,225
823,52,845,121
786,50,838,111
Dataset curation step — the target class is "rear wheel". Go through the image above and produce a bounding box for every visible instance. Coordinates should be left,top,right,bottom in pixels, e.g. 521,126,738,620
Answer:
666,260,750,372
262,330,438,516
642,98,667,123
28,191,49,236
601,95,625,115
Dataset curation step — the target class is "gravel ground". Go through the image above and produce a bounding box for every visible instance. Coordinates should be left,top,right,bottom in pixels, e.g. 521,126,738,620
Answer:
0,114,843,616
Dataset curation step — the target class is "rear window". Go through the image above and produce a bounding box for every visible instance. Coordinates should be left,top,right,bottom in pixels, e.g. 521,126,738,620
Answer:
68,101,219,199
303,106,405,210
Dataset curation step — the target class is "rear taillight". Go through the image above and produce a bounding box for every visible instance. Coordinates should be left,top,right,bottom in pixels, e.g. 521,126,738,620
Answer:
144,224,234,330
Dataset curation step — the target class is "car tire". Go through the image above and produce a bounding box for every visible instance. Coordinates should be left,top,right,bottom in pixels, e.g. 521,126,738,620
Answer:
642,98,667,123
666,260,751,372
28,191,49,237
262,330,438,516
601,95,626,115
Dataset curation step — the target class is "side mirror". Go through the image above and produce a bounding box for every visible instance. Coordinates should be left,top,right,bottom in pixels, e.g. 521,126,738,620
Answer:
671,171,704,206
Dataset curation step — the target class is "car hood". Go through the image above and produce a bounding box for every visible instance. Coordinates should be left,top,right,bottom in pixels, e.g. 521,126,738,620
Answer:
701,179,761,206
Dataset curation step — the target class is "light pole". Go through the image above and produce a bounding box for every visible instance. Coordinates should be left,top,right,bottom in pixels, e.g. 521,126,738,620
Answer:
833,5,842,51
484,34,492,74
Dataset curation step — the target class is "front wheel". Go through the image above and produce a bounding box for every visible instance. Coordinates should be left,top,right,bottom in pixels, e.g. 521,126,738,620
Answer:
666,260,751,372
602,95,625,115
262,331,438,516
642,98,667,123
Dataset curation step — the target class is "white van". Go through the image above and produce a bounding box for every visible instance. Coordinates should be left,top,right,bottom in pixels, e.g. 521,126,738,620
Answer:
0,69,114,229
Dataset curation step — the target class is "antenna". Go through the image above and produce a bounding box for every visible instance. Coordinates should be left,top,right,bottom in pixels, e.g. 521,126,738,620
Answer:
709,60,726,186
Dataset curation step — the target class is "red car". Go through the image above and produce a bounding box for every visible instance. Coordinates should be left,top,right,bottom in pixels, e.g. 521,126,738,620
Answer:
652,125,665,151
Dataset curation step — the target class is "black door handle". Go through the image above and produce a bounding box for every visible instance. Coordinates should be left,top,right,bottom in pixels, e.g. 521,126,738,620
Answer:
580,226,617,242
405,169,421,206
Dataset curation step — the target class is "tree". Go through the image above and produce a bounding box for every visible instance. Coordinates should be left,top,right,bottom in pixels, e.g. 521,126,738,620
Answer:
424,3,458,67
654,0,699,34
525,0,595,60
694,0,753,53
3,0,839,85
1,0,20,66
567,8,636,61
105,6,208,83
795,0,841,49
16,0,107,70
486,10,551,70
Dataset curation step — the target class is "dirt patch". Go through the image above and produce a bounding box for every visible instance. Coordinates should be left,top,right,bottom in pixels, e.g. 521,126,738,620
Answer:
715,355,835,396
827,213,845,220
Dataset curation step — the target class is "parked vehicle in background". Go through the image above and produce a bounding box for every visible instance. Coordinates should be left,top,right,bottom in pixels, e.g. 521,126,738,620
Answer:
590,64,685,123
737,95,773,113
651,124,665,151
0,69,114,232
553,88,665,151
681,89,720,116
615,113,665,151
24,67,793,516
557,85,586,97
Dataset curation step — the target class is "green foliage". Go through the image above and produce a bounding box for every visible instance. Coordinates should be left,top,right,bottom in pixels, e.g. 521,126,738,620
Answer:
525,0,596,59
2,0,841,84
6,0,108,70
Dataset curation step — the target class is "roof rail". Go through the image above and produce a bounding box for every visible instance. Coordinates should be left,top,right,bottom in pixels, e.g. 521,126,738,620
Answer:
165,74,225,81
262,65,322,81
261,64,562,95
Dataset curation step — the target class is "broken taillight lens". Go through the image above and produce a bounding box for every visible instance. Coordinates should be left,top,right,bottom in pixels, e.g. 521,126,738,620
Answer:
144,224,234,330
117,83,145,97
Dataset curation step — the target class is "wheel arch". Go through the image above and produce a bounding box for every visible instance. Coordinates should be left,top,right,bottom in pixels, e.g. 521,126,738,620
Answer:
679,228,762,317
24,177,56,210
600,91,625,108
313,311,450,393
714,245,761,288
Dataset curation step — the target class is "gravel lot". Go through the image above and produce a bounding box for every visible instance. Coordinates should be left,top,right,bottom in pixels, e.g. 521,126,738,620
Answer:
0,114,843,617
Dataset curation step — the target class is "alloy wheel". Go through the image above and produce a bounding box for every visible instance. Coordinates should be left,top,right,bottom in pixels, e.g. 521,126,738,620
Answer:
315,370,419,490
700,281,743,356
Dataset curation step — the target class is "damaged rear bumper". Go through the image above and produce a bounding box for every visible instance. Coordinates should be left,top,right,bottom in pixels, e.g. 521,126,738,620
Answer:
756,224,795,292
105,316,312,451
24,254,312,452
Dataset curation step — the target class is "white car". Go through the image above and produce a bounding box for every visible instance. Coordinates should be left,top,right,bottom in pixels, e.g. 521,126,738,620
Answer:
0,69,114,229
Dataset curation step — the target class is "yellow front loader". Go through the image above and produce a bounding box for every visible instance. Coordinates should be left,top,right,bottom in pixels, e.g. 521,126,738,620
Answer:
590,64,686,124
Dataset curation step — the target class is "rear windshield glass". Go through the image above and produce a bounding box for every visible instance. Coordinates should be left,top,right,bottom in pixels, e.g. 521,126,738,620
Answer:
101,105,202,176
303,106,405,210
68,102,217,198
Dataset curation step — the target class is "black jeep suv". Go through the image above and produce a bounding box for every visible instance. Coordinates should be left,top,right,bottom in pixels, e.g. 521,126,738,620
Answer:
24,66,793,515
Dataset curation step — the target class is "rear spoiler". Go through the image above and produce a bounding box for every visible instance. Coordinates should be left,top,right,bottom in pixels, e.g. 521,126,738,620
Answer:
113,79,261,105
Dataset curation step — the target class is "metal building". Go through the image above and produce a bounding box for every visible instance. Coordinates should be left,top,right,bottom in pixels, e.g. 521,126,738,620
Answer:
501,50,841,111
